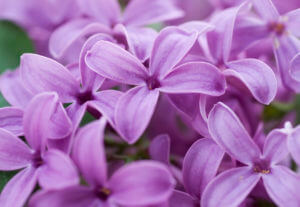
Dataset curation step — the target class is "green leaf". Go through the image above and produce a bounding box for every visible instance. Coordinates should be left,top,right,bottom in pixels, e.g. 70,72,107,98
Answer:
0,20,34,72
0,170,18,193
0,92,10,107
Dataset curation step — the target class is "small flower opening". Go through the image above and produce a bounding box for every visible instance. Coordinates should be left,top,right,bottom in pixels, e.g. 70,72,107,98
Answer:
96,187,111,201
253,160,271,174
269,22,286,36
146,77,161,90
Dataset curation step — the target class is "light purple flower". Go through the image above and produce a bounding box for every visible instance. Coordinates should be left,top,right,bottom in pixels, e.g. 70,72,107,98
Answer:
29,119,175,207
0,92,78,207
85,27,226,143
203,102,300,207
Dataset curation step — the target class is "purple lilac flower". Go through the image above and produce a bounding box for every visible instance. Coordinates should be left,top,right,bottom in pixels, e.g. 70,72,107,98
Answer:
203,102,300,206
85,27,226,143
29,119,175,207
0,92,78,207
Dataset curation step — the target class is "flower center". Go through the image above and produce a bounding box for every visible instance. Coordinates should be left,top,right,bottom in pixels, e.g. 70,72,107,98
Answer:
76,90,94,105
96,187,111,201
32,151,43,168
146,77,160,90
253,160,271,174
269,22,286,36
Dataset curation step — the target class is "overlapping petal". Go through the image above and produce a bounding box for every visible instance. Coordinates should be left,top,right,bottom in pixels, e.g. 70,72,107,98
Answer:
0,107,23,136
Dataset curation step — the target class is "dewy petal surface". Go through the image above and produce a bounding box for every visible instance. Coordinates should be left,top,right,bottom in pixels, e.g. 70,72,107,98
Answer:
159,62,226,95
20,54,79,102
201,166,261,207
0,107,23,136
225,58,277,104
0,167,37,207
149,27,197,78
208,102,261,165
115,86,159,144
183,138,224,199
109,161,175,206
37,149,79,190
86,40,148,85
122,0,183,27
72,119,107,187
262,165,300,207
0,128,32,170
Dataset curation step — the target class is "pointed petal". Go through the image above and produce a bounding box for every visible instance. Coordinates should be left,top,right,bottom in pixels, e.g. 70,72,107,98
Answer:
88,90,123,127
20,54,79,102
72,119,107,187
263,129,289,165
252,0,280,21
273,35,300,92
0,107,23,136
86,40,148,85
183,138,224,199
149,134,171,164
77,0,121,26
114,24,157,62
49,18,110,59
286,8,300,37
37,149,78,189
208,102,261,165
79,34,113,91
159,62,226,96
123,0,183,27
23,92,60,150
150,27,197,78
29,187,97,207
0,128,32,170
115,86,159,144
0,167,37,207
170,190,197,207
0,70,33,108
287,126,300,166
225,58,277,104
207,3,249,63
109,161,175,206
262,165,300,207
201,166,260,207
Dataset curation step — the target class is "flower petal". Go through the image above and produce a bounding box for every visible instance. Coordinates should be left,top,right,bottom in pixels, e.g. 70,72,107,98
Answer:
150,27,197,78
37,149,78,190
109,161,175,206
169,190,197,207
286,8,300,37
183,138,224,199
263,129,289,165
23,92,60,150
225,58,277,104
159,62,226,96
290,53,300,81
287,126,300,166
115,86,159,144
29,187,97,207
262,165,300,207
0,128,32,170
20,54,79,102
149,134,171,164
208,102,261,165
122,0,183,27
72,119,107,187
201,166,261,207
77,0,121,26
0,70,33,108
88,90,123,127
86,40,148,85
49,18,110,59
252,0,280,22
0,107,23,136
0,167,37,207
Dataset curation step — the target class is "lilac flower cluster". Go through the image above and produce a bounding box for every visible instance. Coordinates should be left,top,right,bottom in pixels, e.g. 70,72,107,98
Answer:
0,0,300,206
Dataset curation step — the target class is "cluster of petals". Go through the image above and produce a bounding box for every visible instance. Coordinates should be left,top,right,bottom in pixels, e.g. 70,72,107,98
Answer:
0,0,300,206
